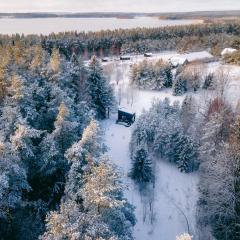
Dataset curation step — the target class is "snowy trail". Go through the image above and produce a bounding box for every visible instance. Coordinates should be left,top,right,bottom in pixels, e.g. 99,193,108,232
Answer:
102,114,198,240
101,52,200,239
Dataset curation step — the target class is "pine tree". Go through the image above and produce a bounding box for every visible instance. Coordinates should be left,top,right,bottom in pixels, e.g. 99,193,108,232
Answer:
40,102,78,175
42,154,135,240
49,48,61,74
67,53,88,102
30,45,46,71
87,56,115,119
0,141,30,237
130,146,153,184
8,74,24,103
81,156,124,213
163,64,173,88
0,65,7,102
173,75,187,96
176,135,198,173
65,120,104,201
202,73,215,90
180,95,197,134
10,123,42,164
41,200,117,240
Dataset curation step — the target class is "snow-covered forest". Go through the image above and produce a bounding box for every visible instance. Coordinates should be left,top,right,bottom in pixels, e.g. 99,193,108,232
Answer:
1,20,240,240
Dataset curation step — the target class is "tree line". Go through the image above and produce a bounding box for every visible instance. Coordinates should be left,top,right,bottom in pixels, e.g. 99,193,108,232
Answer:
1,21,240,59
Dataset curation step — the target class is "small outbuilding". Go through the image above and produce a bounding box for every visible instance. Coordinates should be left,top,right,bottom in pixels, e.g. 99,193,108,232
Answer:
116,108,136,127
221,48,237,56
102,57,110,62
169,56,189,67
144,52,153,57
120,55,131,61
169,51,214,67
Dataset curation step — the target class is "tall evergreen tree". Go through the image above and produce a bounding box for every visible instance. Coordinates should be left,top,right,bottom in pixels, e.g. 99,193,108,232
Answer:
173,75,187,96
87,56,115,119
0,141,30,238
131,146,153,184
49,48,61,74
65,120,105,202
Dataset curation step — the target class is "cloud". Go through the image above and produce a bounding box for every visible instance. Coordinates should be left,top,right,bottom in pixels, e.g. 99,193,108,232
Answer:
0,0,239,12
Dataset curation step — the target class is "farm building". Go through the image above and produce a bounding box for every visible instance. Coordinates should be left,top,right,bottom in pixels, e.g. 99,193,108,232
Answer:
144,52,153,57
120,55,131,60
221,48,237,56
102,57,110,62
169,56,188,67
169,51,214,67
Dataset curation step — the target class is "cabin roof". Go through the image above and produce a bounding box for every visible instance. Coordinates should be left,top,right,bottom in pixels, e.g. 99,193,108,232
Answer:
169,51,213,66
169,57,188,66
144,52,153,56
221,48,237,56
182,51,213,61
120,55,131,59
118,106,135,115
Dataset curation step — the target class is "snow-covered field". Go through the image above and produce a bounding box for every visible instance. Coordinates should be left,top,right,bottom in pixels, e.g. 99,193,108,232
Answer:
102,51,240,240
103,117,199,240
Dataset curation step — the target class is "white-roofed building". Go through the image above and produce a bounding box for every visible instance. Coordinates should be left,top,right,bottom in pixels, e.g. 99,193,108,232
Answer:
221,48,237,56
169,51,214,67
169,56,188,67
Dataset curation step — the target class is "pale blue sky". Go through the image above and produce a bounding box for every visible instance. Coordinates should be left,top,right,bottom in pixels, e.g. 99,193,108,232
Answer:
0,0,239,13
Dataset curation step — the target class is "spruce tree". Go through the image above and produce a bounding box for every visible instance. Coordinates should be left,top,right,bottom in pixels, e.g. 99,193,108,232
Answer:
64,53,88,102
49,48,61,74
176,135,197,173
202,73,215,90
87,56,115,119
131,146,153,184
173,75,187,96
65,120,105,201
163,64,173,88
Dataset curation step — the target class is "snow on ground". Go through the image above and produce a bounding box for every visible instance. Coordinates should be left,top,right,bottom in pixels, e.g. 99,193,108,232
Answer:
101,51,201,240
102,51,240,240
101,50,214,67
103,116,199,240
206,62,240,108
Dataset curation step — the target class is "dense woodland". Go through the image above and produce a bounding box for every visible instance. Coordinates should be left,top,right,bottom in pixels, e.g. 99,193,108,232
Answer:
0,45,135,240
0,21,240,240
130,60,173,90
1,21,240,59
130,59,218,96
130,94,240,239
130,97,199,176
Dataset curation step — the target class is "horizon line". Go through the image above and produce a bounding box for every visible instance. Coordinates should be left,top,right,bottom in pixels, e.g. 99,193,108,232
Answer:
1,9,240,14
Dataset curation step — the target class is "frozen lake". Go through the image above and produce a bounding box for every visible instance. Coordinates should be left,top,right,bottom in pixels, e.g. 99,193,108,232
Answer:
0,17,200,35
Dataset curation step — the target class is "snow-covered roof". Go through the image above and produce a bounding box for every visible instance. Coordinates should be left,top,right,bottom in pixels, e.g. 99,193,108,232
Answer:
169,51,213,66
169,56,188,67
183,51,214,62
102,57,110,62
144,52,153,57
221,48,237,56
118,106,135,115
120,55,131,59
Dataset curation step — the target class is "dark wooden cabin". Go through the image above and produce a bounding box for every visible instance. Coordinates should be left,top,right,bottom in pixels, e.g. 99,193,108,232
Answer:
120,55,131,61
116,109,136,127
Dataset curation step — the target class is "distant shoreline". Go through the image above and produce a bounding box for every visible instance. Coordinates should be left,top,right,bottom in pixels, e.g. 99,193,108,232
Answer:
1,10,240,19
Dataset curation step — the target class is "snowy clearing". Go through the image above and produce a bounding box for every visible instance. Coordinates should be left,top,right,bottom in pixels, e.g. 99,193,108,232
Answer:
102,51,202,240
103,115,199,240
102,50,240,240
